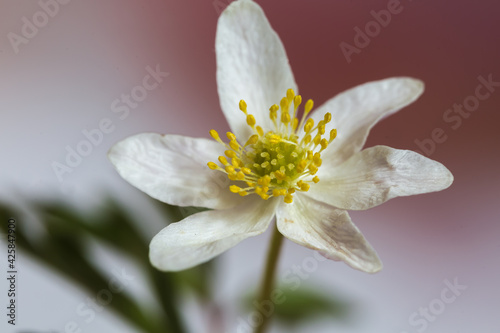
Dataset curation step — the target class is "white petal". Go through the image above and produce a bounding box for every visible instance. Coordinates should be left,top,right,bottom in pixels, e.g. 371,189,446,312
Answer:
216,0,297,139
308,146,454,210
108,133,244,210
277,195,382,273
149,197,278,271
308,77,424,165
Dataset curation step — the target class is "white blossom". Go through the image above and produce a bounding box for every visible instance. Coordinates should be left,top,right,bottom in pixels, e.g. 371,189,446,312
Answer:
108,0,453,273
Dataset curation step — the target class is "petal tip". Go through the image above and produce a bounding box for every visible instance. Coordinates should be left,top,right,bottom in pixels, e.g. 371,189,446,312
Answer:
441,166,455,190
409,77,425,95
221,0,259,17
363,259,383,274
397,77,425,98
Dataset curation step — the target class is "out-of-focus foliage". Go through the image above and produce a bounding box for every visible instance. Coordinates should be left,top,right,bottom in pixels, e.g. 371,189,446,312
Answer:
244,285,352,329
270,287,351,326
0,198,212,333
0,197,352,333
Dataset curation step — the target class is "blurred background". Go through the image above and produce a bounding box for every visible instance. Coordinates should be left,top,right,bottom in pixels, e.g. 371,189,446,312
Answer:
1,0,499,332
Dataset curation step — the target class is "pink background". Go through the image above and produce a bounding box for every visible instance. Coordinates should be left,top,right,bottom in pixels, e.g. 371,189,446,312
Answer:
1,0,499,332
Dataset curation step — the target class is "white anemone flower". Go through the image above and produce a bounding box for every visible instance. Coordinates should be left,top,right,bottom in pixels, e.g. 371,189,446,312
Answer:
108,0,453,273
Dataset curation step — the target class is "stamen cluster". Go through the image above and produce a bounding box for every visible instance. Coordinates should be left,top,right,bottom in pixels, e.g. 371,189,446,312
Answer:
208,89,337,204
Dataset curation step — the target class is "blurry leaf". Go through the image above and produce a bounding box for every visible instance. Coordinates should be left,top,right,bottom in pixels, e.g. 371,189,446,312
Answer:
37,199,148,259
244,285,351,326
174,261,215,300
0,198,206,333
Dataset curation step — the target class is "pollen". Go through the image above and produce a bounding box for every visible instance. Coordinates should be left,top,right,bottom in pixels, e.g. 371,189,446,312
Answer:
207,89,337,204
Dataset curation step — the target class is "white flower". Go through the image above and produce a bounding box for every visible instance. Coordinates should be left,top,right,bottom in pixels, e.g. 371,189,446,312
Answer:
108,0,453,273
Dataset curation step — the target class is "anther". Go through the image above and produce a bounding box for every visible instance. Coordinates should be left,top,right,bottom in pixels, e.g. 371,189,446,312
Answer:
232,158,242,167
296,160,307,172
304,118,314,133
324,112,332,123
241,167,252,174
281,111,290,124
320,139,328,150
218,156,229,165
210,129,221,141
230,185,241,193
329,129,337,142
300,182,310,192
229,140,240,151
308,164,318,175
313,135,321,146
293,95,302,108
318,125,326,135
275,171,286,180
239,100,247,113
313,152,322,166
247,114,256,127
304,99,314,114
245,134,259,146
303,135,311,145
225,150,236,158
207,162,218,170
280,97,289,111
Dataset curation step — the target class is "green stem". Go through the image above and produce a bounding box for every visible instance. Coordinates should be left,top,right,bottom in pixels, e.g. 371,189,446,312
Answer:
254,224,284,333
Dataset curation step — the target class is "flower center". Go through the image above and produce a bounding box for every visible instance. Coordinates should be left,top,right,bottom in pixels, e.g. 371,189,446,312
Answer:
207,89,337,204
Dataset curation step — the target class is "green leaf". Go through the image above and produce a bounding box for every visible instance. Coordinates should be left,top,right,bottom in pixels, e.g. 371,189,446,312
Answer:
245,285,351,326
0,198,206,333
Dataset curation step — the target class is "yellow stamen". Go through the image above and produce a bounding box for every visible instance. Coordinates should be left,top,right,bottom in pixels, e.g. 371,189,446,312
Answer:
239,100,247,113
245,134,259,146
247,114,256,127
207,89,334,204
324,112,332,123
229,140,240,151
329,129,337,142
304,99,314,114
320,138,328,150
210,129,219,139
218,156,228,165
230,185,241,193
225,150,236,158
304,118,314,133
